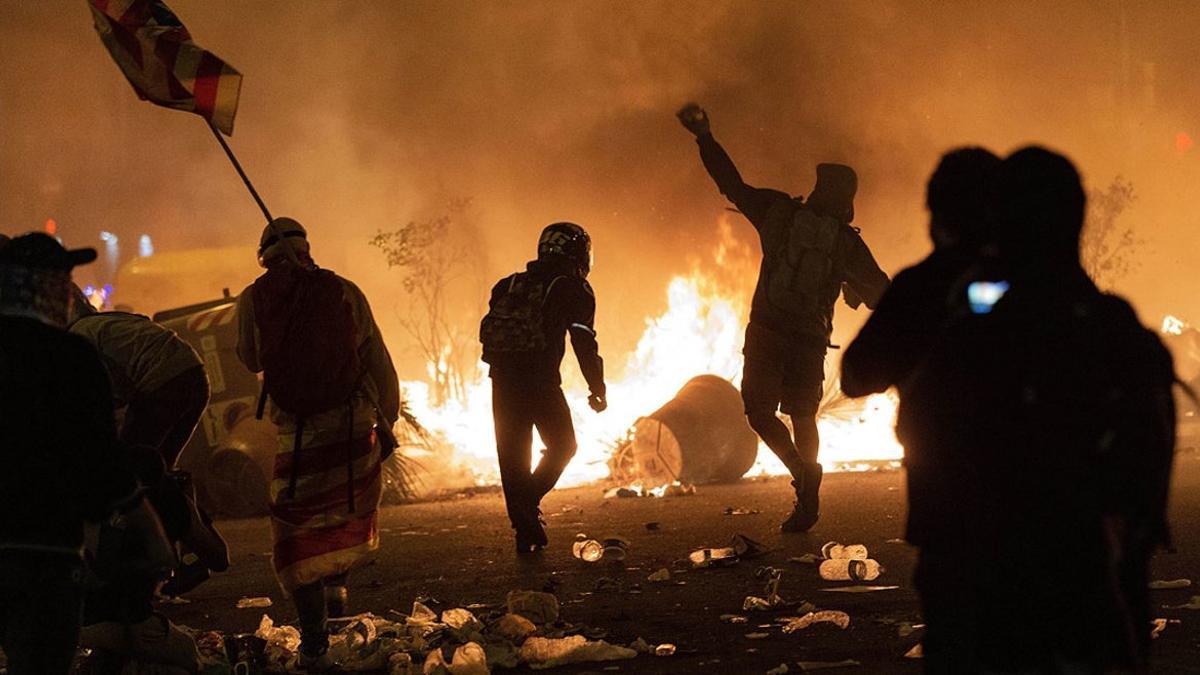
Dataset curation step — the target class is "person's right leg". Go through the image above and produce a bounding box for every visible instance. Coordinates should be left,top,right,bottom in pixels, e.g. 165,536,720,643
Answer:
492,378,538,550
293,579,332,668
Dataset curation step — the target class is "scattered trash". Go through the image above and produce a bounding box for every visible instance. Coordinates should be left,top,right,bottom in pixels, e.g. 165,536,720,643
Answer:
573,537,604,563
789,554,821,565
818,558,883,582
744,566,785,611
820,542,868,560
654,643,677,656
1151,618,1181,639
766,663,789,675
604,486,641,499
897,622,924,637
441,608,482,630
720,614,749,624
781,611,851,632
410,601,439,624
732,534,769,559
519,635,637,668
904,643,924,659
689,547,738,568
235,597,273,609
645,522,661,531
603,482,696,499
647,568,672,583
628,637,653,654
820,585,899,593
507,590,560,624
492,614,537,643
1164,595,1200,610
594,577,621,593
1149,579,1192,590
744,632,770,640
602,537,630,562
724,507,761,516
885,538,906,544
796,659,862,670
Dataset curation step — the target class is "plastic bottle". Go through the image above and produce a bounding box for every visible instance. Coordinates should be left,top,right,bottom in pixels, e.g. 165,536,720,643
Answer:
572,539,603,562
818,558,883,581
820,541,869,560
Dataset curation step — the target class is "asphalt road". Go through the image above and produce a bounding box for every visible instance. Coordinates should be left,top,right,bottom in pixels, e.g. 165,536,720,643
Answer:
166,452,1200,673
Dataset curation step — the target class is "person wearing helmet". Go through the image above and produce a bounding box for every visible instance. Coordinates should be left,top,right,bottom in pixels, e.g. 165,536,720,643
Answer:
480,222,607,554
678,103,889,533
0,232,174,674
236,218,401,670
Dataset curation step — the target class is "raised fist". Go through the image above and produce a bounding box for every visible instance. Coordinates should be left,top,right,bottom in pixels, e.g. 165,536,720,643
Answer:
676,102,710,137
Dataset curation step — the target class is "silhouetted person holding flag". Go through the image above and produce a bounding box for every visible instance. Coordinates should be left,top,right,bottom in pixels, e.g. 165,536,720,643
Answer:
898,147,1176,672
236,219,400,671
677,103,889,532
481,222,607,555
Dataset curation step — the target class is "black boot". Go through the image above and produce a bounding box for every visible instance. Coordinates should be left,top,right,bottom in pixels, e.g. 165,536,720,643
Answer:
781,463,823,533
514,501,547,555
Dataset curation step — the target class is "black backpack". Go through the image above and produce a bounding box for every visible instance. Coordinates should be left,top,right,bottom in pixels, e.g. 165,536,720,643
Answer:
480,272,564,359
763,205,842,316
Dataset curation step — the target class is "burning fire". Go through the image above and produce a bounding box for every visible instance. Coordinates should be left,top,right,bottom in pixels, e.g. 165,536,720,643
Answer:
400,268,905,492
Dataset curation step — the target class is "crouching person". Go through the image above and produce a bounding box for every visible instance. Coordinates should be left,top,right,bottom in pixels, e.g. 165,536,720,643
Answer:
236,219,400,671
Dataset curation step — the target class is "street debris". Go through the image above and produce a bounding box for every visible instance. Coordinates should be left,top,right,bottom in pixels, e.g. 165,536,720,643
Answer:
744,566,785,611
235,596,273,609
518,635,637,668
644,521,661,531
572,536,604,562
766,663,789,675
789,554,821,565
654,643,677,656
724,506,761,516
689,533,769,568
647,568,672,583
818,558,883,582
720,614,749,624
796,659,862,670
904,643,924,659
744,632,771,640
603,482,696,499
781,611,851,632
819,585,899,593
819,542,868,560
506,590,559,624
1149,579,1192,590
1164,595,1200,610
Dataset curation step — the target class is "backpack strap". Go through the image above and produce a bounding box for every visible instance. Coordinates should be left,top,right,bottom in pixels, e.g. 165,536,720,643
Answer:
255,383,268,421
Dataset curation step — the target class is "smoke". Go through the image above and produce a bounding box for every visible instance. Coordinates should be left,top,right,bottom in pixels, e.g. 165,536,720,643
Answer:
3,1,1200,377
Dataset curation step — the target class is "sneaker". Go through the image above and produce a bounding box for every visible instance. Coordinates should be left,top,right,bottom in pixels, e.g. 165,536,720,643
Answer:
781,464,823,533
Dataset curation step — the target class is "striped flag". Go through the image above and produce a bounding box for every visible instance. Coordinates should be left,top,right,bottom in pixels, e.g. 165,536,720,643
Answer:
89,0,242,135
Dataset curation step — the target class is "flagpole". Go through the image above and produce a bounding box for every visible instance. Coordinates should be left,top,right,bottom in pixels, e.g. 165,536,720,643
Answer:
205,121,304,267
207,121,273,222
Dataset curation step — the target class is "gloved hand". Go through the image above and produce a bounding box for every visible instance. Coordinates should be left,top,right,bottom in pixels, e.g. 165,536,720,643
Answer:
676,103,710,136
588,393,608,413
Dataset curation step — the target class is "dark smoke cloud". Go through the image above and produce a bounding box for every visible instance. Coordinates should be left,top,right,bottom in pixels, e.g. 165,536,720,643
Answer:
3,1,1200,377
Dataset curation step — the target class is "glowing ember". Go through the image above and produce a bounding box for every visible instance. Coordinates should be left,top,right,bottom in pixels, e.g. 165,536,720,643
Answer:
401,271,904,491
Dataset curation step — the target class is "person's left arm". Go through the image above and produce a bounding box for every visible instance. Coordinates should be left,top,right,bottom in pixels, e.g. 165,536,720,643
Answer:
839,228,890,310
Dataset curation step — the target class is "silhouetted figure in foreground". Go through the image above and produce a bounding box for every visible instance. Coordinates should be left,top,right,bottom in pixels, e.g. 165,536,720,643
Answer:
677,103,889,532
898,147,1176,672
842,147,1001,398
237,219,400,671
0,233,174,675
481,222,607,554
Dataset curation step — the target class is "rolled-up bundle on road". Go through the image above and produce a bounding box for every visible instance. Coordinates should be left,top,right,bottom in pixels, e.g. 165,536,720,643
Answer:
630,375,758,485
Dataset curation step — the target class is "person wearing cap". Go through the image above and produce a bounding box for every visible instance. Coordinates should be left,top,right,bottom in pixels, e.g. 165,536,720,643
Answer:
0,232,175,674
236,218,400,670
677,104,889,533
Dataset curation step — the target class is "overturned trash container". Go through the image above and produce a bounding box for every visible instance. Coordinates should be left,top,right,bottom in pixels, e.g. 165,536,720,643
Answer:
630,375,757,485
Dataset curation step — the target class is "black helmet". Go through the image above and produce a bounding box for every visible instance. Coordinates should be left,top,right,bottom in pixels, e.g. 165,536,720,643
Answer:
537,222,592,277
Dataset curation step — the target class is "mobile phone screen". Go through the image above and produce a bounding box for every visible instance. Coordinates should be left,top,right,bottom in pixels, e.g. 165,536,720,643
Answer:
967,281,1010,314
